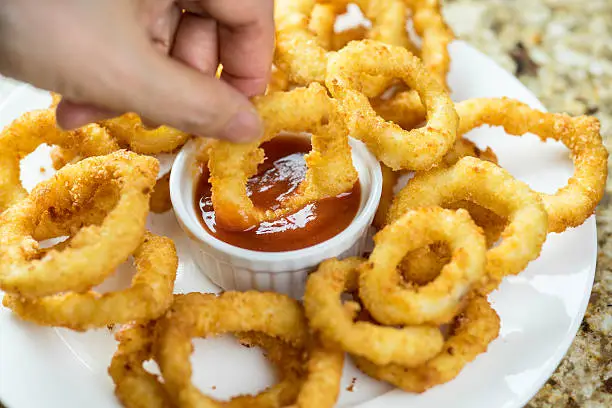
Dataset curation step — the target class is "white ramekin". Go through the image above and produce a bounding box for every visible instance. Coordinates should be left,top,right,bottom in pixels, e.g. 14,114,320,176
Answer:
170,137,382,298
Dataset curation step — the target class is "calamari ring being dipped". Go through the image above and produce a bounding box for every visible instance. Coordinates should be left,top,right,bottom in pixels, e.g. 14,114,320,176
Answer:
359,208,487,326
208,83,358,231
326,40,458,171
0,109,119,211
387,157,549,294
3,232,177,331
456,97,608,233
0,151,158,297
304,257,445,367
153,292,343,408
354,294,500,393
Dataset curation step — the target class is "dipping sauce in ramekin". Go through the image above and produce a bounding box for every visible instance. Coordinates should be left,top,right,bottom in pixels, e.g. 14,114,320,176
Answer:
193,135,362,252
170,136,381,298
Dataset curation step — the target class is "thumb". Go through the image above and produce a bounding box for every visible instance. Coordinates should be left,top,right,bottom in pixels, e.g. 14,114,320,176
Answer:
67,48,263,143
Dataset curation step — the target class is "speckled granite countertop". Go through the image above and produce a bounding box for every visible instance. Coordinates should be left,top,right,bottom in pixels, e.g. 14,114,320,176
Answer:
444,0,611,407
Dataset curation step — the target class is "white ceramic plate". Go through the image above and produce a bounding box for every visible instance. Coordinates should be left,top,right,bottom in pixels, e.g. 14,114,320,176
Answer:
0,40,596,408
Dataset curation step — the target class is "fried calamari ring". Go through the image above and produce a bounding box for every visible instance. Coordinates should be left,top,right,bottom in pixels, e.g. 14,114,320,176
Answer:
354,294,500,393
154,292,343,408
275,0,412,92
373,137,499,229
371,89,427,131
326,40,458,171
331,26,368,50
294,336,345,408
357,0,418,52
100,113,191,155
359,208,486,325
404,0,454,88
109,323,173,408
3,232,177,331
400,242,451,286
388,157,548,293
149,173,173,214
304,257,445,367
208,83,358,231
309,3,337,49
50,149,173,214
0,109,119,211
0,151,158,297
397,152,504,286
50,146,80,170
441,136,499,168
371,0,455,131
50,93,191,156
399,204,507,285
456,98,608,233
110,324,308,408
274,0,330,84
267,65,291,94
373,164,401,229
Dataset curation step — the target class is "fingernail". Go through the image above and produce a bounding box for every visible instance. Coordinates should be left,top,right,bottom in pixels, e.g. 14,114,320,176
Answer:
220,108,263,143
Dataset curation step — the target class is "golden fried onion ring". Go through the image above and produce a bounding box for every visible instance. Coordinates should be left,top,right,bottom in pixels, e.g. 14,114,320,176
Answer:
267,65,291,94
0,151,158,297
0,109,119,211
153,292,343,407
388,157,548,294
50,149,173,214
304,257,445,367
370,0,455,131
208,83,358,231
275,0,415,86
109,323,174,408
3,232,177,331
373,164,401,229
148,173,173,214
354,294,500,393
309,3,337,49
326,40,458,171
372,137,499,230
456,98,608,233
100,113,191,155
50,95,190,156
405,0,454,88
359,208,487,326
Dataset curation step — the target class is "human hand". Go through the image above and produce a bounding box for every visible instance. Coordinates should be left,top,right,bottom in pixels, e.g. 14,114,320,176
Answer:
0,0,274,142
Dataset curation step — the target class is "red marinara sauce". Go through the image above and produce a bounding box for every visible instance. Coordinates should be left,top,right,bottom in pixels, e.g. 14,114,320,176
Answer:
194,135,361,252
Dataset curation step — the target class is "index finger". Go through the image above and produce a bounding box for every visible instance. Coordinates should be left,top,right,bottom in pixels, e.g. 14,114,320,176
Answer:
182,0,275,97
